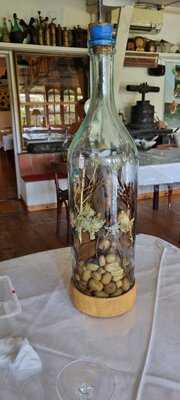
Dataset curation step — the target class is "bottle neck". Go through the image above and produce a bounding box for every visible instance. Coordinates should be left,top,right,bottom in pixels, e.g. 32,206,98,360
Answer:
89,46,117,113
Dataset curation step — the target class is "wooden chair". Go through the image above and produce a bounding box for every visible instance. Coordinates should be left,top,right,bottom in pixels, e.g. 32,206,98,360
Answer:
153,184,173,210
51,161,70,242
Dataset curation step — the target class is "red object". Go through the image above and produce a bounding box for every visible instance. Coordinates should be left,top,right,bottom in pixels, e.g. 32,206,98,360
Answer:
18,153,67,182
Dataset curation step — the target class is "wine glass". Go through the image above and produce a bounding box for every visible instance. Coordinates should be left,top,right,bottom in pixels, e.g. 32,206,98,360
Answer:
56,359,115,400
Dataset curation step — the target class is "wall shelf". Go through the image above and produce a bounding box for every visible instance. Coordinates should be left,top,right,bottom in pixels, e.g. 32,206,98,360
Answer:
0,42,88,56
124,51,180,67
1,44,179,64
124,51,159,68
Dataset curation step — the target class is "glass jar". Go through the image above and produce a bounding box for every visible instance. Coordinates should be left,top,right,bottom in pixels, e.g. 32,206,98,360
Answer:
68,24,138,304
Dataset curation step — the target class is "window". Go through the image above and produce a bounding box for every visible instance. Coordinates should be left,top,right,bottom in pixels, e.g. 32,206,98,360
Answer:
19,86,84,129
19,87,46,127
46,87,83,127
16,53,89,143
62,88,83,126
47,89,62,126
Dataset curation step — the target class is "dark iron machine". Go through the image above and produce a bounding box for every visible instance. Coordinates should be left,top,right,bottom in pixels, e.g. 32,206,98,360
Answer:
126,82,172,141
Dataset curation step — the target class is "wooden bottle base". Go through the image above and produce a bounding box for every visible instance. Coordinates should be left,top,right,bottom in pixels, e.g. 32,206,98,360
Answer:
69,280,136,318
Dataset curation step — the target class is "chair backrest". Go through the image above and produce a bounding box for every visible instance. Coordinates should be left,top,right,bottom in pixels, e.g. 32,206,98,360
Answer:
51,161,68,194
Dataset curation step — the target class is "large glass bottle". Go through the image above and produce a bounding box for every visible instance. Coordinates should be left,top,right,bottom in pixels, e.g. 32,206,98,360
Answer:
68,24,138,308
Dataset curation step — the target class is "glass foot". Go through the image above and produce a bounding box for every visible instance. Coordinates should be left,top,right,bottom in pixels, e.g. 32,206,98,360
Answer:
56,359,115,400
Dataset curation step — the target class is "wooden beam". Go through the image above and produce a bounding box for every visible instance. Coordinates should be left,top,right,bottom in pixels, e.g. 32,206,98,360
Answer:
114,6,134,111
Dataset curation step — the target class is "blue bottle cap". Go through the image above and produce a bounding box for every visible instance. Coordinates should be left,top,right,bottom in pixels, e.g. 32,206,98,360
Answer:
89,23,113,46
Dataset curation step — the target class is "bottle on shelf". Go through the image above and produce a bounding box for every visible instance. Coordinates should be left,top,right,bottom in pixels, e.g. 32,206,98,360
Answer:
37,11,44,45
62,27,69,47
68,23,138,317
29,17,38,44
72,26,76,47
10,13,25,43
75,25,83,47
1,18,10,43
82,27,88,48
49,18,56,46
38,24,44,45
56,24,62,46
19,18,30,44
67,28,73,47
44,17,50,46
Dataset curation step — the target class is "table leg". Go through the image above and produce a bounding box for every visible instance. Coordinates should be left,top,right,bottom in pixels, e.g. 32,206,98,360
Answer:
153,185,159,210
167,184,173,209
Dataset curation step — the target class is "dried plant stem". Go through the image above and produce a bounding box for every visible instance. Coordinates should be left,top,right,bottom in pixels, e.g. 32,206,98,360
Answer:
80,168,86,213
85,166,97,192
74,187,80,214
83,180,102,205
118,180,136,218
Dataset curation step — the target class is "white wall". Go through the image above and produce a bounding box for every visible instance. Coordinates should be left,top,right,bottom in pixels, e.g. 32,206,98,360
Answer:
0,0,90,27
2,2,180,122
20,178,68,208
119,7,180,122
131,7,180,46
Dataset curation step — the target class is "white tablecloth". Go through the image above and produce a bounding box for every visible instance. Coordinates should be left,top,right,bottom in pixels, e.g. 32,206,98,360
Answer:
0,234,180,400
1,134,13,151
139,162,180,186
139,149,180,186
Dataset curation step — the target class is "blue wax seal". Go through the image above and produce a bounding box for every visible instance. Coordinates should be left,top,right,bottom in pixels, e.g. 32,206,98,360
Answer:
89,23,113,46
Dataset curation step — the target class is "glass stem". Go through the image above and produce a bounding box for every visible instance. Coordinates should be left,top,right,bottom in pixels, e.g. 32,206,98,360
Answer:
78,382,94,399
